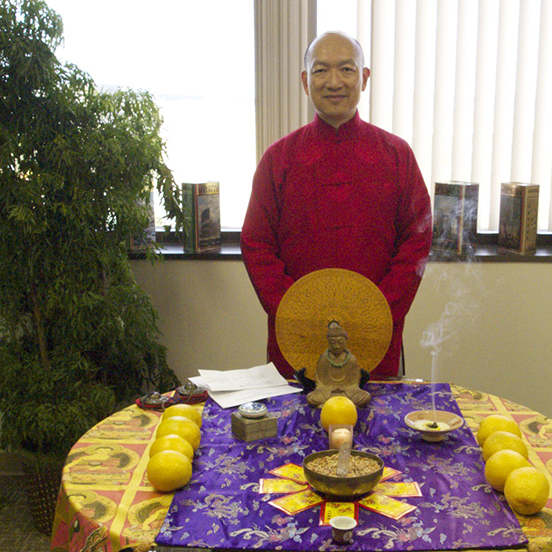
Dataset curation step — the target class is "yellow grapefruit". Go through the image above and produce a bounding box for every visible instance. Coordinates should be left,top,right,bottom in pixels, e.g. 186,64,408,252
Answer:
476,414,521,446
504,467,550,515
162,403,202,428
482,430,528,462
320,396,357,431
156,416,201,450
484,449,531,492
147,450,192,492
149,434,194,461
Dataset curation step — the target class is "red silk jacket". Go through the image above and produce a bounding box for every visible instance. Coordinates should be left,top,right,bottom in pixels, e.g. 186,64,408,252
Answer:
241,112,432,380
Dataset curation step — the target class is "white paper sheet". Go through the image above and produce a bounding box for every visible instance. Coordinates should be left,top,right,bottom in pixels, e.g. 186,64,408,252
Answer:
190,382,301,409
198,363,289,392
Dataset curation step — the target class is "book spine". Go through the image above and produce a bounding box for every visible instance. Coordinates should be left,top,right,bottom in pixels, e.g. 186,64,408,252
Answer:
182,183,197,253
465,185,479,242
182,182,221,252
458,186,466,254
196,182,220,251
521,186,539,252
128,190,156,252
432,183,461,253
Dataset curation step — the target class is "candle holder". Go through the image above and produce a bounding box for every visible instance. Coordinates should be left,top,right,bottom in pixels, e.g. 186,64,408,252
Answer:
329,424,354,449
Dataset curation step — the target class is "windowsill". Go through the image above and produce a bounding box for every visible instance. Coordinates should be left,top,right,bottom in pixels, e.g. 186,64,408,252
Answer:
128,231,552,262
429,244,552,262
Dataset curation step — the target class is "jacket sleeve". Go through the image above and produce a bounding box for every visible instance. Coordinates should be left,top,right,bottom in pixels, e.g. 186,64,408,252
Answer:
377,145,433,323
240,148,294,319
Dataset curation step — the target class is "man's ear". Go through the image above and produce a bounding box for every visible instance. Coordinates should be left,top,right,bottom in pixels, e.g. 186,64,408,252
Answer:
301,70,309,96
361,67,370,91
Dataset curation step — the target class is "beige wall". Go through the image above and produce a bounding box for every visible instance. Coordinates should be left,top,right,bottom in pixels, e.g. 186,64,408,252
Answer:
131,260,552,418
403,262,552,417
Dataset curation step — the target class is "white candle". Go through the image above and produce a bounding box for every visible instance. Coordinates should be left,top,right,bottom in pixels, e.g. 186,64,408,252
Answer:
330,428,352,449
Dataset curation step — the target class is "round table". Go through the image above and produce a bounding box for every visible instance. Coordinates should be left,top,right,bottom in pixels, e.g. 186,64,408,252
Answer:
51,383,552,552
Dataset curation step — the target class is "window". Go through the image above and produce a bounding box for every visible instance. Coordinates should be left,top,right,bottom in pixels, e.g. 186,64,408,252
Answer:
318,0,552,232
48,0,255,230
44,1,552,234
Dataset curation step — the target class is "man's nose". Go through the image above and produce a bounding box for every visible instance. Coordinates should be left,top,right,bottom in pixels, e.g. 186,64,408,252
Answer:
326,69,342,89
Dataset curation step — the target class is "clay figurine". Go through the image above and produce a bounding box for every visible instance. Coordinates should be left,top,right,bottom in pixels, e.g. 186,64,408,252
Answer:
307,321,371,408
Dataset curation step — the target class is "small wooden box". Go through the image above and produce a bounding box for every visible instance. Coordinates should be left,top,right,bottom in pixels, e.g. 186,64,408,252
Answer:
432,181,479,254
231,412,278,442
498,182,539,254
182,181,221,253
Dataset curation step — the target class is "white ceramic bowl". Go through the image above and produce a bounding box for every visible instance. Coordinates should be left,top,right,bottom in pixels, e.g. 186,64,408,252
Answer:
405,410,464,442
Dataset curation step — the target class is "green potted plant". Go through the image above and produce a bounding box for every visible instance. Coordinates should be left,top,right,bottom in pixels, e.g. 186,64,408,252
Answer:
0,0,181,532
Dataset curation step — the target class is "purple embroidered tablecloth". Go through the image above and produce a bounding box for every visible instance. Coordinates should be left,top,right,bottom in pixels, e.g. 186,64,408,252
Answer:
156,382,527,550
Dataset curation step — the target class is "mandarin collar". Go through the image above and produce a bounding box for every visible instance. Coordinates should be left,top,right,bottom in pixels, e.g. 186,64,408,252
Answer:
313,111,362,141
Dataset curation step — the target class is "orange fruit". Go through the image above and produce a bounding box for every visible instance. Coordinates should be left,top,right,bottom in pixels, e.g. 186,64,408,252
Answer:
147,450,192,492
156,416,201,450
162,403,202,428
482,430,528,462
149,434,194,460
504,467,550,515
320,396,357,431
484,449,531,492
476,414,521,446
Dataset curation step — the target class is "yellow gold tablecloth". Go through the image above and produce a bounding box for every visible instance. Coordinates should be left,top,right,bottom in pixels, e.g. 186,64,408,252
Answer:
50,384,552,552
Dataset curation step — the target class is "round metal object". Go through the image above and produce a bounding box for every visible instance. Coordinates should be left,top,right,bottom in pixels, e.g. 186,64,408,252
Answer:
176,382,209,404
141,392,169,408
275,269,393,380
303,450,384,499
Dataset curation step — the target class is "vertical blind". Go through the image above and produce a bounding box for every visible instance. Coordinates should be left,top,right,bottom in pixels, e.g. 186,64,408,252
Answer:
254,0,317,163
366,0,552,232
264,1,552,233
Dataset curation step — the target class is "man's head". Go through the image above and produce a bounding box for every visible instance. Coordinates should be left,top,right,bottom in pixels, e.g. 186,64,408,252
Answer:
302,31,370,129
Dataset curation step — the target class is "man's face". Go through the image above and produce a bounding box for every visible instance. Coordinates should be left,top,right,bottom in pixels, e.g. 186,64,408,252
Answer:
301,33,370,129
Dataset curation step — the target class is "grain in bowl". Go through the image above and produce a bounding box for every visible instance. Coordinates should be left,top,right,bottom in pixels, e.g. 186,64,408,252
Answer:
302,450,384,499
306,452,380,478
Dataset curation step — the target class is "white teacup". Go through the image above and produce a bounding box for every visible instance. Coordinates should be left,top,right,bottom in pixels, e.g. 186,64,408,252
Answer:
329,516,357,544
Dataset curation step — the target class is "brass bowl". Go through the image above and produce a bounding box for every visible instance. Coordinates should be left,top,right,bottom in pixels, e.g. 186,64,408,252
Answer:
303,450,384,499
405,410,464,442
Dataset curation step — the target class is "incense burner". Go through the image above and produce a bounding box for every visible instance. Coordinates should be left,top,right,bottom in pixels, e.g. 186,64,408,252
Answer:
405,410,464,442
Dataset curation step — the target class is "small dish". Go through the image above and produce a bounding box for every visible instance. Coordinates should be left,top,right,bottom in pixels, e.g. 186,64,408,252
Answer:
238,402,268,419
405,410,464,442
176,382,209,404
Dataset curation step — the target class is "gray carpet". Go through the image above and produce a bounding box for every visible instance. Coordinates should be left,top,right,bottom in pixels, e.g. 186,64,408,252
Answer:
0,475,52,552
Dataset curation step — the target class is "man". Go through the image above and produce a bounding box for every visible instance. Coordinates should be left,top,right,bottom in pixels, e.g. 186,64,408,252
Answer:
241,31,432,380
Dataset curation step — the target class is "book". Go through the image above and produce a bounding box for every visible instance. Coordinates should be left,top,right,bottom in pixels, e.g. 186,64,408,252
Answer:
182,181,221,253
128,191,156,252
498,182,539,254
432,181,479,254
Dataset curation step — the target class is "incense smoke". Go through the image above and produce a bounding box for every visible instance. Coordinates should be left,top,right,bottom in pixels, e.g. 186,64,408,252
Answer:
420,263,483,382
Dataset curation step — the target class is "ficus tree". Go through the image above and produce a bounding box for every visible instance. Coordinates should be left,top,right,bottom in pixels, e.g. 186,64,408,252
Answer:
0,0,182,457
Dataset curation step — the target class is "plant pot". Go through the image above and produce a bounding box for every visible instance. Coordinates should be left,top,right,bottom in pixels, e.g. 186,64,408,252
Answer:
19,453,65,535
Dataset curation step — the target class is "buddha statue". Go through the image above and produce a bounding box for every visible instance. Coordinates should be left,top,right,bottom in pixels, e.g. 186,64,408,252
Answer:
307,321,371,408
